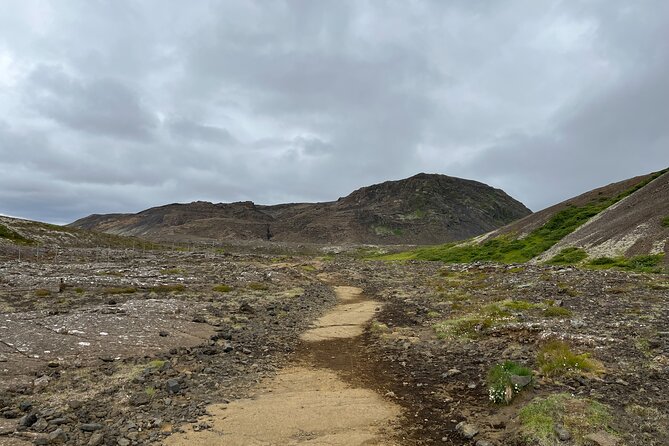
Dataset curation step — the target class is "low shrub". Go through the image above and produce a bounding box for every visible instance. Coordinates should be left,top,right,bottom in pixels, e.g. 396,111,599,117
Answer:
487,361,533,404
537,340,601,377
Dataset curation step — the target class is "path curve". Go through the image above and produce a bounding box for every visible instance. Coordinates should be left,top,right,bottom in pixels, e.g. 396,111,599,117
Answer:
164,286,399,446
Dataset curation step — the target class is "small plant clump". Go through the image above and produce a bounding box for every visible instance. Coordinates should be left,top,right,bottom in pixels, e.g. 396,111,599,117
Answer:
487,360,533,404
537,340,601,377
247,282,269,291
543,306,573,318
662,215,669,228
34,288,51,297
587,254,665,273
103,287,137,295
546,247,588,265
519,394,614,446
213,284,233,293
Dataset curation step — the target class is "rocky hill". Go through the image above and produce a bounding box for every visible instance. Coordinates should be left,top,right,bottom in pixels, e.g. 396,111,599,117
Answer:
0,215,157,252
394,168,669,269
69,173,531,245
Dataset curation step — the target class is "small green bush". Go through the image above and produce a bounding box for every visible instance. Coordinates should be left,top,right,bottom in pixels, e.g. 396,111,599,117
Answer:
35,288,51,297
103,287,137,295
587,254,664,273
543,306,573,318
546,247,588,265
247,282,269,291
537,340,600,377
487,361,533,404
213,284,233,293
661,216,669,228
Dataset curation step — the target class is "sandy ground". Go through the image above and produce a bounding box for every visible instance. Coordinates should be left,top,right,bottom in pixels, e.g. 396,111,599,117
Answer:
164,286,399,446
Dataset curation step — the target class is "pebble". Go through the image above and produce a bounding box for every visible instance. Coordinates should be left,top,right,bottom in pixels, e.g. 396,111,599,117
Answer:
555,424,571,441
455,421,479,439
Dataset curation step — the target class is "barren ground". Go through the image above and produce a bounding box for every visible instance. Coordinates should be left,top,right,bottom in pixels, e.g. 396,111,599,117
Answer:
0,246,667,445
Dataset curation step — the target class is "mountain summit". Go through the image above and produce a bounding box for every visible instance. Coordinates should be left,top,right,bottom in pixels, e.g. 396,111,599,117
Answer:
69,173,531,245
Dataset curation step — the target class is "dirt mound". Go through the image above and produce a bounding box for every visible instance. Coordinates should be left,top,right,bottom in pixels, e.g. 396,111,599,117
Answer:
69,173,531,245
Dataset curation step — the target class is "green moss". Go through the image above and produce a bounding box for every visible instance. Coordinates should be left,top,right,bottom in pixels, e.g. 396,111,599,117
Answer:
662,216,669,228
247,282,269,291
537,340,601,377
587,254,665,273
0,224,33,245
487,361,533,404
103,287,137,295
520,394,615,446
373,225,404,236
543,306,573,318
213,284,233,293
546,247,588,265
380,169,668,264
34,288,51,297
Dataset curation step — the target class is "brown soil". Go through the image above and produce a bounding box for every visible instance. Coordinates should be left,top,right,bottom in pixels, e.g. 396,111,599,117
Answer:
165,286,400,446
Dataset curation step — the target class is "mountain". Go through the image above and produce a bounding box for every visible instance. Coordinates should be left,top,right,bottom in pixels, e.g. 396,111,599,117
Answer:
69,173,531,245
394,168,669,268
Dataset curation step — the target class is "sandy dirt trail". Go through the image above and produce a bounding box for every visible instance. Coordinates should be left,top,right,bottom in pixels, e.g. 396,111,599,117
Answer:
164,286,400,446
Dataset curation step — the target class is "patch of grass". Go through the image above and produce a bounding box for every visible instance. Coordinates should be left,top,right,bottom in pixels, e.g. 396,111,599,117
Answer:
434,312,511,339
247,282,269,291
587,254,665,273
661,216,669,228
373,225,404,236
150,284,185,293
147,359,166,369
103,287,137,295
426,311,441,319
34,288,51,297
537,340,601,377
212,284,233,293
74,287,85,294
161,268,184,275
380,169,669,264
145,386,156,398
499,299,540,311
546,247,588,265
487,361,533,404
519,394,614,446
370,321,390,333
543,306,573,318
0,224,33,245
557,282,579,297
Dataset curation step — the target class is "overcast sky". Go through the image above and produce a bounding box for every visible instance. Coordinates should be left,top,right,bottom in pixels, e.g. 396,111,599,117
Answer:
0,1,667,223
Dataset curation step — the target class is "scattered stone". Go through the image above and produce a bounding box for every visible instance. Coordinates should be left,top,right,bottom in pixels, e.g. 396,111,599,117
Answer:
584,431,619,446
456,421,479,439
442,368,461,378
80,423,103,432
117,438,130,446
159,331,169,337
47,428,68,444
510,374,532,388
19,401,33,412
129,393,150,406
33,376,51,389
19,413,37,428
48,418,67,426
476,440,494,446
0,354,7,362
555,424,571,441
88,433,104,446
47,361,59,368
166,378,181,394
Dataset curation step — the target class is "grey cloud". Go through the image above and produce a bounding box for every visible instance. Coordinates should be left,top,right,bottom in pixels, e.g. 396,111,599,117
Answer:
26,64,157,141
0,0,667,223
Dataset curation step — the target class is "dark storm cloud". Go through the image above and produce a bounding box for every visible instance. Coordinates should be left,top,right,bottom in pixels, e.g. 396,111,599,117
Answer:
0,0,667,223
